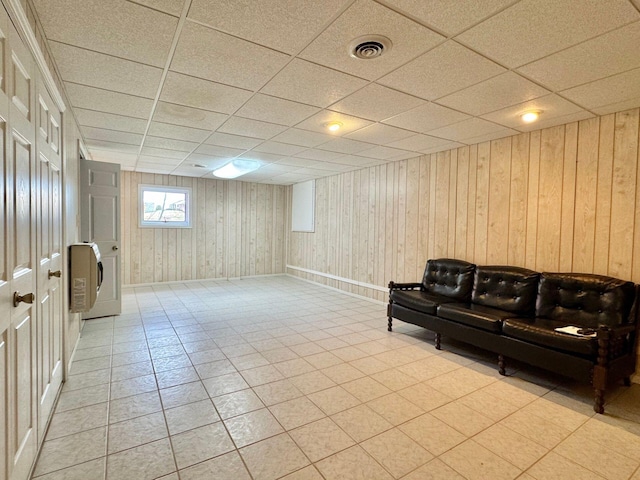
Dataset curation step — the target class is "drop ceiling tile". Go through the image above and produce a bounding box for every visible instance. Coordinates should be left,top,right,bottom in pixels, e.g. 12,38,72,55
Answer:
188,0,348,54
195,144,245,158
513,111,594,132
271,128,334,148
383,0,516,36
518,22,640,91
148,121,211,142
386,133,455,151
82,126,143,146
235,95,320,126
75,108,148,133
297,149,345,162
137,163,175,174
261,59,368,108
295,111,373,135
481,94,586,130
160,71,252,114
275,158,326,169
218,117,287,139
171,21,290,90
49,41,162,98
382,103,470,133
237,152,283,163
204,133,262,150
331,154,381,167
138,156,183,166
257,163,298,174
144,136,198,152
253,142,307,156
459,129,519,145
426,117,516,142
129,0,184,16
183,153,228,169
421,141,465,155
64,83,153,119
345,123,415,144
34,0,177,67
457,0,639,67
299,0,444,80
318,138,373,155
170,166,210,178
356,145,416,160
154,102,228,130
436,72,550,116
140,147,187,159
379,41,505,101
591,97,640,116
85,139,140,153
89,149,138,165
329,84,425,121
561,67,640,111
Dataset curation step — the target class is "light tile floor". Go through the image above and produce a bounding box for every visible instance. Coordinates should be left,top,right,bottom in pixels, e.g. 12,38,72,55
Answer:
32,276,640,480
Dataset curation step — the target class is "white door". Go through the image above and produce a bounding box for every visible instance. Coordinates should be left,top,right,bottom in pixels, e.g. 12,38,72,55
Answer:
80,159,121,318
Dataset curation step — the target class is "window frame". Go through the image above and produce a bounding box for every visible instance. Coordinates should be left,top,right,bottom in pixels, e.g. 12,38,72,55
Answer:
138,184,192,229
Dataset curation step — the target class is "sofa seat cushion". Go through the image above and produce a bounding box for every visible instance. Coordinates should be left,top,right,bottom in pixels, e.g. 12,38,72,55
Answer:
437,303,514,332
390,290,457,315
503,317,598,357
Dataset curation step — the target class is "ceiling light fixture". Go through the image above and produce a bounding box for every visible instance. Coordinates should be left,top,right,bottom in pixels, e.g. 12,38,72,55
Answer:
521,110,542,123
212,159,261,179
325,121,343,132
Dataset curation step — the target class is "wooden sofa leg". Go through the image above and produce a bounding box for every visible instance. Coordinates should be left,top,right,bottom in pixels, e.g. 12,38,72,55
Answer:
435,333,441,350
594,389,605,414
498,354,506,376
387,316,393,332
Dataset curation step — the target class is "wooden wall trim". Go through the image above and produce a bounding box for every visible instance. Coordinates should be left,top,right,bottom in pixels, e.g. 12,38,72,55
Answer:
286,264,388,293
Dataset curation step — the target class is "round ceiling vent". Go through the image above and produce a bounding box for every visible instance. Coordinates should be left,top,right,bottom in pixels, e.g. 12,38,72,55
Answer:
348,35,392,60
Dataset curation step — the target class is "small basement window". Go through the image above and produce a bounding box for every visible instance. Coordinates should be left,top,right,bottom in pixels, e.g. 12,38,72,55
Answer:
139,185,192,228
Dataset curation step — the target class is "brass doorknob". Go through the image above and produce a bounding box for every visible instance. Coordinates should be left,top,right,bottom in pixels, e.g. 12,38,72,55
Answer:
48,270,61,278
13,291,35,307
112,246,118,251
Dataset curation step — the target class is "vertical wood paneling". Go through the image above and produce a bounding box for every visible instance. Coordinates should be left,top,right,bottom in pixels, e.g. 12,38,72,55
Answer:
474,142,490,264
525,131,541,270
447,150,457,258
594,114,615,275
559,122,578,272
508,134,529,266
454,147,469,260
487,137,511,264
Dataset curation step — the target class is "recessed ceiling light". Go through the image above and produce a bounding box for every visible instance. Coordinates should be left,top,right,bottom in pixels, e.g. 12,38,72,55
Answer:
212,159,260,179
325,121,343,132
521,110,542,123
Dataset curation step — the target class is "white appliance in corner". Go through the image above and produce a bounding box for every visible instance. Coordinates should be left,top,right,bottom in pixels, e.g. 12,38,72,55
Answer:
69,242,103,313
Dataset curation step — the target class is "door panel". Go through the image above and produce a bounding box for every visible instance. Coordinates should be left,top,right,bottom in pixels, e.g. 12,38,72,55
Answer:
0,331,8,480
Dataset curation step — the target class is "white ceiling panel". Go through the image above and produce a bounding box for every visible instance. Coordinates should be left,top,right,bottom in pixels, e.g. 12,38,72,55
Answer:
457,0,639,68
204,132,262,150
300,0,444,80
81,126,143,146
33,0,177,67
128,0,184,16
218,117,287,139
64,83,154,119
513,111,594,133
344,123,414,144
170,166,209,178
143,136,198,152
274,158,330,169
271,128,334,148
75,108,148,133
261,59,367,108
140,147,187,160
383,103,470,133
517,21,640,91
188,0,349,54
147,121,210,142
253,142,306,157
318,138,374,155
425,117,515,142
136,163,175,174
357,145,416,160
183,153,228,169
235,94,320,127
386,133,455,151
295,111,373,135
153,102,227,132
236,152,282,163
137,155,183,165
89,149,138,166
329,84,425,121
421,142,465,155
171,21,290,91
379,41,505,101
85,140,141,154
591,97,640,117
194,144,246,158
436,72,550,116
49,41,162,98
561,67,640,111
297,149,346,162
383,0,516,36
458,128,521,145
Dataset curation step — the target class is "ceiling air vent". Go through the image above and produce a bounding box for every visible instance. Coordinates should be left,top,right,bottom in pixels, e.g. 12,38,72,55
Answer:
348,35,392,60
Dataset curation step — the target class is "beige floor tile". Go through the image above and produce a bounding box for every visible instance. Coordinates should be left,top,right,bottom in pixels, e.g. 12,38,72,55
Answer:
212,388,265,419
32,458,106,480
56,384,110,412
474,424,548,470
321,363,367,384
70,356,112,375
431,400,494,436
64,368,111,392
397,382,453,412
331,404,393,442
350,356,391,375
202,372,250,396
178,450,251,480
316,445,393,480
457,389,520,421
526,451,607,480
279,465,324,480
342,376,392,402
261,347,300,363
366,393,424,426
109,391,162,424
46,402,108,440
371,368,420,391
631,466,640,480
269,396,326,430
553,433,639,480
240,433,310,480
308,385,361,415
289,341,326,356
34,427,107,476
108,412,168,454
576,417,640,462
106,438,175,480
230,352,270,370
240,365,285,386
401,458,466,480
440,439,522,480
362,428,433,478
305,351,343,369
224,407,284,447
159,381,209,409
481,380,541,408
332,346,370,362
171,422,235,469
289,417,355,462
188,348,226,365
521,397,592,432
253,379,304,405
155,366,199,389
165,398,220,434
152,353,193,373
425,367,497,399
111,360,154,382
110,374,157,400
499,410,572,449
194,359,237,379
399,413,466,456
373,350,414,367
275,357,316,377
289,370,337,394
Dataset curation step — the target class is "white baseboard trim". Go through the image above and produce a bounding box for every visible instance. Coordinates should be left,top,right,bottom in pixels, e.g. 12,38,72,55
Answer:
122,273,287,290
286,265,388,293
285,273,386,305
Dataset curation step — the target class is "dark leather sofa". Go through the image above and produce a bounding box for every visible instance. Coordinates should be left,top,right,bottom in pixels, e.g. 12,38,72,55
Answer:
387,258,640,413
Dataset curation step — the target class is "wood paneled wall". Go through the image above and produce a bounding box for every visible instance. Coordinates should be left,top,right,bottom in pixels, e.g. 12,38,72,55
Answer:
287,108,640,302
122,172,287,284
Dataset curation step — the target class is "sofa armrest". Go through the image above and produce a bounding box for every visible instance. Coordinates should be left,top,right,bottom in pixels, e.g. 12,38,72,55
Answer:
388,281,423,291
597,324,638,362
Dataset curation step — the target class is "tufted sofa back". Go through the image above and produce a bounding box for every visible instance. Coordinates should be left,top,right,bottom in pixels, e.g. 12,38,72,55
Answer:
536,273,636,328
422,258,475,301
472,266,539,314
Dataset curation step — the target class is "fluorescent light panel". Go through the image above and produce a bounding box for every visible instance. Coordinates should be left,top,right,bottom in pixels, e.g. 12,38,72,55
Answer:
213,159,261,179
